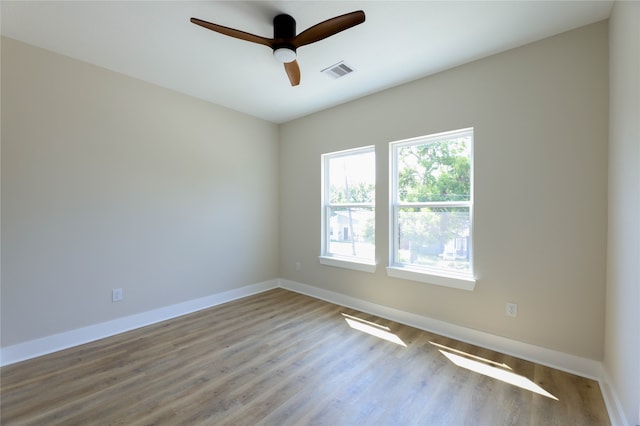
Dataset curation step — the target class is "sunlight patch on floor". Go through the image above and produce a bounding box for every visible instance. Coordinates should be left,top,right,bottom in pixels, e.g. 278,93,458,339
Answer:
342,313,407,347
429,341,512,370
438,349,558,400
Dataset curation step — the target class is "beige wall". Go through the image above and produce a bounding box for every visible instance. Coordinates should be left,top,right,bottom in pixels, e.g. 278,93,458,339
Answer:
1,19,613,366
605,2,640,424
3,14,634,419
1,37,279,347
280,22,608,360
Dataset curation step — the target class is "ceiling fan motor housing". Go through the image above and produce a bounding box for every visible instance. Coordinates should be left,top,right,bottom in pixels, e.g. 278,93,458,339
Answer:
273,14,297,62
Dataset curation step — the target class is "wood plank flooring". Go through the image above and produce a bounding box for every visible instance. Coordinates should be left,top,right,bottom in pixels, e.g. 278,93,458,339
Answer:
1,288,610,425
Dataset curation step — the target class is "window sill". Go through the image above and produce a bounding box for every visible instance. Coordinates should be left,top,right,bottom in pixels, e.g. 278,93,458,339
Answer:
386,266,476,291
318,256,377,273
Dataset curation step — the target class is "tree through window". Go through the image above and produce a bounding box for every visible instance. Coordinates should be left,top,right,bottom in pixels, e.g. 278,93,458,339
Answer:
321,146,375,269
390,129,474,280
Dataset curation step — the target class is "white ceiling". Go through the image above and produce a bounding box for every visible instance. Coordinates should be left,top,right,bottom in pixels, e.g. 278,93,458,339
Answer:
1,1,613,123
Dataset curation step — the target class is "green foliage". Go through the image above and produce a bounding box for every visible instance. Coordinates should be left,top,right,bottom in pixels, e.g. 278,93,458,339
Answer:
396,137,471,267
362,216,375,244
330,182,375,204
398,139,470,203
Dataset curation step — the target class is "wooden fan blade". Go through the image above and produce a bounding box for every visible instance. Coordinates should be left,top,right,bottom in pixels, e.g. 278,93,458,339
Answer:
191,18,274,48
284,60,301,86
293,11,365,48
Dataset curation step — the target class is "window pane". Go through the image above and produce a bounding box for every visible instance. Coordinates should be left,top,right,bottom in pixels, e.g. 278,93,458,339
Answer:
328,151,375,204
397,207,470,273
397,137,471,203
328,207,375,259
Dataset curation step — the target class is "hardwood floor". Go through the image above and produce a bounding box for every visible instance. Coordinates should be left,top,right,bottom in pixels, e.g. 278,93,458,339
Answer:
1,288,609,425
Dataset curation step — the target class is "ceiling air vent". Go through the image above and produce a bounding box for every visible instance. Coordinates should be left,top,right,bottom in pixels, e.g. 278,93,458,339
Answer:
321,61,355,79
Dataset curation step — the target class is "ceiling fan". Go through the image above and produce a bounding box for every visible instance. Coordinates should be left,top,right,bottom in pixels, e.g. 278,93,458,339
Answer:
191,10,365,87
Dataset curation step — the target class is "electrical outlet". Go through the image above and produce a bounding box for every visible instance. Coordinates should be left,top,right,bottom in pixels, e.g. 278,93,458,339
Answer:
295,261,302,271
112,288,123,302
506,302,518,317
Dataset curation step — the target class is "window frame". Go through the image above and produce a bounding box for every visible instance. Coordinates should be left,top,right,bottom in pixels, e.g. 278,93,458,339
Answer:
319,145,376,273
388,128,476,290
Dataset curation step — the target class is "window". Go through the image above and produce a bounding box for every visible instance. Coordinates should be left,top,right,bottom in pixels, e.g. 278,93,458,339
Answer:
320,146,376,272
388,128,475,290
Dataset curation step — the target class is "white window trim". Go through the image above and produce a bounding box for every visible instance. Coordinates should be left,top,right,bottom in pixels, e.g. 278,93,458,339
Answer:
388,128,475,290
386,266,476,291
319,255,377,273
320,146,377,273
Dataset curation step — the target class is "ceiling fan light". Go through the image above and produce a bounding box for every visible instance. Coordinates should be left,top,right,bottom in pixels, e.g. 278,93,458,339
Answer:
273,47,296,63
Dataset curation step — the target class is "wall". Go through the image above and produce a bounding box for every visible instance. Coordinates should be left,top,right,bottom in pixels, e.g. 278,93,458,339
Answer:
280,22,608,361
605,2,640,425
1,37,279,348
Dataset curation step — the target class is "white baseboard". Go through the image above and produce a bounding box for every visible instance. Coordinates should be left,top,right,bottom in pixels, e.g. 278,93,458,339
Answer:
599,371,633,426
1,277,626,425
0,280,279,367
278,279,603,379
279,279,633,425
